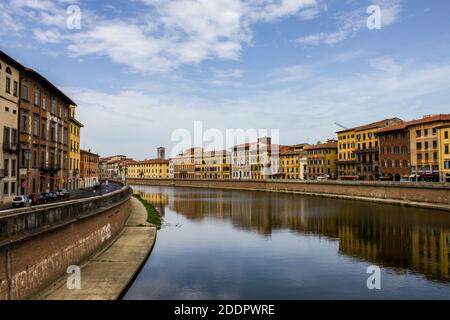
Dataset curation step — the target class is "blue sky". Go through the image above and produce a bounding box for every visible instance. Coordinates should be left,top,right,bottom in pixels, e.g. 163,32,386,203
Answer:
1,0,450,159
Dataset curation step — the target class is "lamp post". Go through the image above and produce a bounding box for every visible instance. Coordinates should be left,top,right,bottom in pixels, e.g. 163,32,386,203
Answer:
23,149,31,196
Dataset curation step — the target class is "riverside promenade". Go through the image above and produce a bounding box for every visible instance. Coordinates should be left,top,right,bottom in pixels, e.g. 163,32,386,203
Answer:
36,197,156,300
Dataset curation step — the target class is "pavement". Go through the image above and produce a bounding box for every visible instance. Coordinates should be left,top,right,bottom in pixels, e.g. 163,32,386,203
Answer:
35,196,157,300
0,183,122,211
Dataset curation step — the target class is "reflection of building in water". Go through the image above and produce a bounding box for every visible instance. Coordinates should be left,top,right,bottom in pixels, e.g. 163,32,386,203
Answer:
140,188,450,282
137,191,169,216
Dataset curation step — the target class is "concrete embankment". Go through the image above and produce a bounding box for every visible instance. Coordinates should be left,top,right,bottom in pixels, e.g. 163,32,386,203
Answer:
36,197,156,300
0,185,140,300
128,178,450,212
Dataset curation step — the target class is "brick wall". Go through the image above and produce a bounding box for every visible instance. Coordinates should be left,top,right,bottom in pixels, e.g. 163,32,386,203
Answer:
0,186,131,300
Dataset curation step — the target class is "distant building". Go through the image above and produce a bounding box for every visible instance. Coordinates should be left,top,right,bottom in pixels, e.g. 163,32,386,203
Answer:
232,143,251,180
99,155,132,179
80,149,99,188
195,150,231,180
337,118,402,180
157,147,166,160
305,140,338,180
437,124,450,182
173,148,200,179
68,105,83,190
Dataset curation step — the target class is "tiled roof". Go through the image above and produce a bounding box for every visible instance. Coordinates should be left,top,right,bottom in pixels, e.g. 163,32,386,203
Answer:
337,118,402,133
378,114,450,133
305,140,338,150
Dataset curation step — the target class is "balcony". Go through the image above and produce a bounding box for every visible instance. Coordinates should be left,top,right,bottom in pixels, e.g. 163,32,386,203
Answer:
356,147,379,154
39,165,61,173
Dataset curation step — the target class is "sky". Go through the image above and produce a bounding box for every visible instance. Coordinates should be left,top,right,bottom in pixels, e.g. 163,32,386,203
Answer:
1,0,450,159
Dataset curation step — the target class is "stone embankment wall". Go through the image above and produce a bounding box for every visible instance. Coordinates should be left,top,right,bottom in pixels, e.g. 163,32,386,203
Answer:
0,186,132,300
128,178,450,207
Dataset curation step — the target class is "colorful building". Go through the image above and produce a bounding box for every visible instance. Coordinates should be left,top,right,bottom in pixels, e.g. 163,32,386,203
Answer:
68,105,83,191
232,143,251,180
127,159,170,179
337,118,402,180
409,115,450,182
279,146,301,180
173,148,201,179
19,67,74,194
378,122,411,181
80,149,100,188
195,150,231,180
305,140,338,180
437,124,450,182
0,51,21,203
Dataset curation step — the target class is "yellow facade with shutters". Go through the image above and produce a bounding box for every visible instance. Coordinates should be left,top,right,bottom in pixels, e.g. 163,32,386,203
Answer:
438,124,450,182
280,152,301,180
337,130,357,178
127,160,170,179
68,105,83,190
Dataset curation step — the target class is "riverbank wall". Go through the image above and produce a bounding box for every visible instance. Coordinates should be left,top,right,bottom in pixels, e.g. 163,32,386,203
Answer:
0,185,132,300
128,179,450,211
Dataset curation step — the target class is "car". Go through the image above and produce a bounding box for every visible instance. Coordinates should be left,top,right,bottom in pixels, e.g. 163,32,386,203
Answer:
59,189,71,199
45,192,58,202
12,196,30,208
30,194,46,206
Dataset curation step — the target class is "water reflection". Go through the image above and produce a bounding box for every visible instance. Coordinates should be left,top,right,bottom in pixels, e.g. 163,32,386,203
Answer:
134,187,450,282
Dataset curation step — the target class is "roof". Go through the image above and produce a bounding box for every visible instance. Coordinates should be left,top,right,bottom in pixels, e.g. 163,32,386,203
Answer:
0,50,25,71
80,149,100,157
305,140,338,150
378,114,450,133
69,117,84,128
23,68,77,105
130,159,169,165
337,118,402,134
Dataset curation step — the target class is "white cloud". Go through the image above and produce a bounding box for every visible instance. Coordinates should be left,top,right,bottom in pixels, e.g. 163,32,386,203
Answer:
296,0,402,46
296,31,347,46
370,56,402,74
33,28,62,43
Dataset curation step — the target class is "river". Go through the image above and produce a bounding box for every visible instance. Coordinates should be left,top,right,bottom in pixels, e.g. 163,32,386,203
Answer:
124,185,450,300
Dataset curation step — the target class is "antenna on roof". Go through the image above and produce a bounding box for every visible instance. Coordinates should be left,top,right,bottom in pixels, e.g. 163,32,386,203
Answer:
334,122,348,130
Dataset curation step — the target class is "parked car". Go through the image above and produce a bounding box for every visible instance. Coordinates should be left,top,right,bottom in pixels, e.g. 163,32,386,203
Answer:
30,194,46,206
12,196,30,208
45,192,58,202
58,189,70,199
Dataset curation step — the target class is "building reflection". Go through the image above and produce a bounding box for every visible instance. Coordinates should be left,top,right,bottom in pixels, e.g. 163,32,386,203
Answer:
137,187,450,282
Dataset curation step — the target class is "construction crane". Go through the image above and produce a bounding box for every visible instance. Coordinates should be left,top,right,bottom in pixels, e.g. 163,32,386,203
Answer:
334,122,348,130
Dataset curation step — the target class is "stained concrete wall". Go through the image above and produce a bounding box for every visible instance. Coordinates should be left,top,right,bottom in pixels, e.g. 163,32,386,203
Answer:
0,186,132,300
128,178,450,206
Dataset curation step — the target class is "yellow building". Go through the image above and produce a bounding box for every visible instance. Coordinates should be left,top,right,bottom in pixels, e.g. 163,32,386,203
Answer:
305,140,338,180
280,146,301,180
409,115,450,182
195,150,231,180
68,105,83,190
437,124,450,182
127,159,170,179
337,118,402,180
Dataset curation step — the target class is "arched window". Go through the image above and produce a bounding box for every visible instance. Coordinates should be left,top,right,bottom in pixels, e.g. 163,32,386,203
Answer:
6,67,12,75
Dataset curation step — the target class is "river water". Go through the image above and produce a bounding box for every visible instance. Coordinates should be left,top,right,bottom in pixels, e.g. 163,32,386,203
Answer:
124,185,450,300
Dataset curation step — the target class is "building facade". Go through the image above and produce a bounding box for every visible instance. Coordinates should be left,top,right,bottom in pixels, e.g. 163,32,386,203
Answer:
337,118,402,180
232,143,251,180
280,146,301,180
127,159,170,179
19,68,74,195
68,105,83,191
80,149,99,188
409,115,450,182
305,140,338,180
438,124,450,182
173,148,200,179
195,150,231,180
378,122,411,181
0,51,21,203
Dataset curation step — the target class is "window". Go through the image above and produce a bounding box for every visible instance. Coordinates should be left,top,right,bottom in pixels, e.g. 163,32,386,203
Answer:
13,81,18,96
51,97,55,114
41,121,47,139
3,127,9,147
4,159,9,177
5,77,11,93
416,130,421,137
11,160,16,177
11,128,17,146
21,81,29,100
42,93,47,110
34,87,40,105
20,112,28,133
445,144,449,155
33,114,39,136
424,129,428,136
445,131,449,139
3,183,8,196
416,142,422,150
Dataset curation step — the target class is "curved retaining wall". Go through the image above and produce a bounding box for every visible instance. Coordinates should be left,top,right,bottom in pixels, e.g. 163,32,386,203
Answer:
128,178,450,208
0,186,132,300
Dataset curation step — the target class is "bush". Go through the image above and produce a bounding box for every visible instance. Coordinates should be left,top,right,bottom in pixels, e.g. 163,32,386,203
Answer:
133,194,162,227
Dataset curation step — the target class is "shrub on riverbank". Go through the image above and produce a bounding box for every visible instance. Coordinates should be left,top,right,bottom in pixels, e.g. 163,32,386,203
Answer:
133,194,162,227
